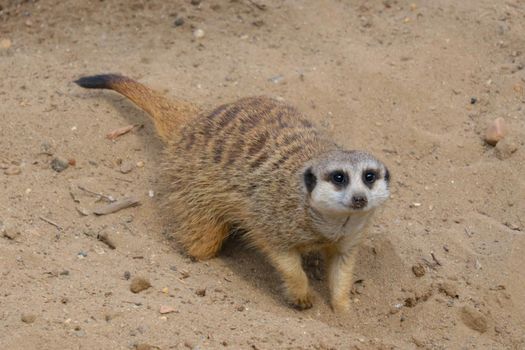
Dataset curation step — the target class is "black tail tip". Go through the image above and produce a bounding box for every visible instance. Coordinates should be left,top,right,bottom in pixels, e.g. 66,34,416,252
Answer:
74,74,127,89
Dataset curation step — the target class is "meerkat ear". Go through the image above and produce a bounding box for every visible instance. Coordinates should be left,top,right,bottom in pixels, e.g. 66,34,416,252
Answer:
303,167,317,193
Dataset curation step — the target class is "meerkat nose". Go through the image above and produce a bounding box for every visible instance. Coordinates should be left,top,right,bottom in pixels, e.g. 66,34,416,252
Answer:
351,195,368,209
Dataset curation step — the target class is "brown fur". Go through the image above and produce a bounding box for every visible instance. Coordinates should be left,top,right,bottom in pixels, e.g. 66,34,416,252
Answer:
75,74,199,142
76,74,384,311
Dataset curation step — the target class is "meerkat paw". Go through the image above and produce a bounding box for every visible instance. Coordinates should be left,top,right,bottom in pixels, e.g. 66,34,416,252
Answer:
288,291,314,310
331,297,350,313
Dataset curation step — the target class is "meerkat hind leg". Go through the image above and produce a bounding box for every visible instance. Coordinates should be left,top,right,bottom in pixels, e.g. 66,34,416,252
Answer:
180,218,230,260
267,249,313,310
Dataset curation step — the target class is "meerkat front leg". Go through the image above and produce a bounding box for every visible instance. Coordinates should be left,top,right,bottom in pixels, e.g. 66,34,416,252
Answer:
325,243,360,313
267,249,313,310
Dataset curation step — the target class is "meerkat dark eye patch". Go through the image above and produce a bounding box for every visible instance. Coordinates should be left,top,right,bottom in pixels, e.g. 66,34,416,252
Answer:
303,167,317,193
384,168,390,183
362,169,378,188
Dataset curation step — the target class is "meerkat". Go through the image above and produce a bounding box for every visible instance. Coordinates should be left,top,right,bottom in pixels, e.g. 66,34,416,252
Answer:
75,74,390,312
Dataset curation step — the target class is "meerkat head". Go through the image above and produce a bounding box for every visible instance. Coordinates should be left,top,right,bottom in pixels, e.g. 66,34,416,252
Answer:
302,150,390,216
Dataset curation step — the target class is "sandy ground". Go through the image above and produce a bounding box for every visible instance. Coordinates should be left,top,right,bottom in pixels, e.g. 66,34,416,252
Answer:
1,0,525,349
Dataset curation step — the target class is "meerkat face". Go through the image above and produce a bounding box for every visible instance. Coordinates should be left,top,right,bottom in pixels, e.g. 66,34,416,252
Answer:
303,150,390,216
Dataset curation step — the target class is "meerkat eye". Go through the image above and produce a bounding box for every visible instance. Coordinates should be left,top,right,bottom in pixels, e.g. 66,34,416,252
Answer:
330,171,347,185
363,171,377,184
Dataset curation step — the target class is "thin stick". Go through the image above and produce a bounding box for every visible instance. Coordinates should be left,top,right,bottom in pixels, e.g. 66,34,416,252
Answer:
77,185,115,202
430,252,442,266
39,216,63,230
93,197,140,215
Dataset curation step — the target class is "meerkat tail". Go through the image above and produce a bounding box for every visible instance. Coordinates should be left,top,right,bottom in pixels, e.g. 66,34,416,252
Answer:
74,74,199,141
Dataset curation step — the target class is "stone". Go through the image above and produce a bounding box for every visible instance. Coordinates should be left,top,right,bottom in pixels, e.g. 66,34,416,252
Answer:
484,117,507,146
159,305,176,314
0,38,11,49
130,277,151,293
193,28,205,39
119,161,134,174
1,221,20,240
412,263,426,277
21,314,36,324
51,157,69,172
174,17,185,27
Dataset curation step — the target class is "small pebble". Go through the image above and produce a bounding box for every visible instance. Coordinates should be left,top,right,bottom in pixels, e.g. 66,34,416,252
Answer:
120,161,134,174
193,28,205,39
148,190,155,198
130,277,152,293
190,0,201,5
21,314,36,324
411,263,426,277
1,221,20,240
470,97,477,104
174,17,185,26
195,288,206,297
77,251,88,258
124,271,131,280
51,157,69,172
0,38,12,49
484,118,506,146
159,305,176,314
136,161,145,168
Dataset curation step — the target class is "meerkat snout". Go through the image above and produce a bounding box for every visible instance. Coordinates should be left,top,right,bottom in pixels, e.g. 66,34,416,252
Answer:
350,194,367,209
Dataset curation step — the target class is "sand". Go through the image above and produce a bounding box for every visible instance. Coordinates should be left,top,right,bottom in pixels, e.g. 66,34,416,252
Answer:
1,0,524,349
